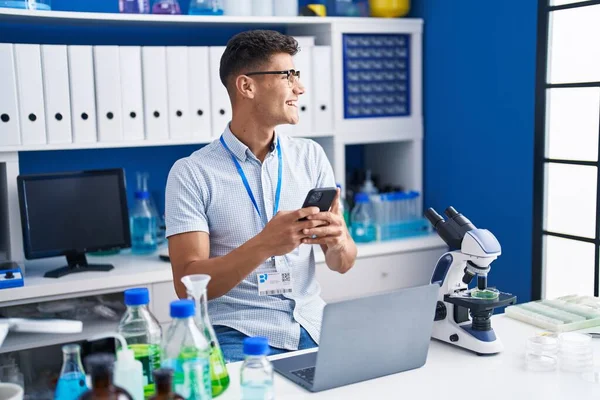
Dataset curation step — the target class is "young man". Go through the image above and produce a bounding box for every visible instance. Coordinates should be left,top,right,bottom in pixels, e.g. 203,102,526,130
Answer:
165,30,357,362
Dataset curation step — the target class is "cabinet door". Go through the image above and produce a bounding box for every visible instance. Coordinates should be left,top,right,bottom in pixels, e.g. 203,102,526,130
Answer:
150,281,178,324
316,248,444,302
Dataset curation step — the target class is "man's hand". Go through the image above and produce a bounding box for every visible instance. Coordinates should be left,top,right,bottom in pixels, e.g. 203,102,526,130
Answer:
257,206,325,257
300,188,349,251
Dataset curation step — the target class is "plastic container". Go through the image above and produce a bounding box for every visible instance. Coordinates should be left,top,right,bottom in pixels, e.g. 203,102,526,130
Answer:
0,0,51,9
240,337,274,400
161,300,212,399
558,332,594,373
120,0,150,13
351,193,376,243
55,344,88,400
118,288,163,398
368,0,410,18
152,0,181,14
327,0,369,16
525,335,558,372
189,0,223,15
80,354,134,400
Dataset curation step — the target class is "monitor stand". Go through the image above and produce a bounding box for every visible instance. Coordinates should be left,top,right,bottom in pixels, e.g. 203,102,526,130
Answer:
44,253,114,278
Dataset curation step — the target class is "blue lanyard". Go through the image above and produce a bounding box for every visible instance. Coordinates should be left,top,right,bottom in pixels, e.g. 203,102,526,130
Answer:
220,135,282,219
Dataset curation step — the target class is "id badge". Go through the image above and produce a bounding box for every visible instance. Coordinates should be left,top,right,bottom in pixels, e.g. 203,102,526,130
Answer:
257,271,293,296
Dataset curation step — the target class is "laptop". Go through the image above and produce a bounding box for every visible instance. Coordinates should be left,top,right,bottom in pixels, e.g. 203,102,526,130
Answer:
272,283,438,392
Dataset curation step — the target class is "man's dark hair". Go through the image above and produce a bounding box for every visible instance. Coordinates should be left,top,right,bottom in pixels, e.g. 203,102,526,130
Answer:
220,30,299,92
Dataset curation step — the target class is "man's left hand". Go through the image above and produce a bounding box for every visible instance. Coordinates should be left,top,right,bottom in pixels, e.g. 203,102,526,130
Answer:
301,188,349,251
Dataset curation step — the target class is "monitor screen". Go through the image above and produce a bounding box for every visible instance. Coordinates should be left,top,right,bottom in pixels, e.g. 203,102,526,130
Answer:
17,169,131,260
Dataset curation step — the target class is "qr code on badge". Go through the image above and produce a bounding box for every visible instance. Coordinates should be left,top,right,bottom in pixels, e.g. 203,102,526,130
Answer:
281,273,291,282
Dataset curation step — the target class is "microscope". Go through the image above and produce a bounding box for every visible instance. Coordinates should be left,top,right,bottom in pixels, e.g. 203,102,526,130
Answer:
425,206,517,355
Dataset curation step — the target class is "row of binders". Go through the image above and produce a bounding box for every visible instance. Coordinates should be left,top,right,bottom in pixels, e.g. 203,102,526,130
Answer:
0,43,333,147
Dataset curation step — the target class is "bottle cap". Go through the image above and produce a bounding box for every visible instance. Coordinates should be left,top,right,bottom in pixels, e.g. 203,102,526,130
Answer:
124,288,150,306
170,299,195,318
243,337,270,356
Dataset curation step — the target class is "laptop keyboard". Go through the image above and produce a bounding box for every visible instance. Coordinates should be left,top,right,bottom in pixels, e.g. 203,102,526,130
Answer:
291,367,316,385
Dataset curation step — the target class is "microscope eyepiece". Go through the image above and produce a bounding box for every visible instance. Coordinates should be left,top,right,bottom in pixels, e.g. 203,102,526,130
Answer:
445,206,459,218
425,208,444,228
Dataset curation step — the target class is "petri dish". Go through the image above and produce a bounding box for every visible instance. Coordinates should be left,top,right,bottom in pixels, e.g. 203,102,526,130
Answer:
471,287,500,300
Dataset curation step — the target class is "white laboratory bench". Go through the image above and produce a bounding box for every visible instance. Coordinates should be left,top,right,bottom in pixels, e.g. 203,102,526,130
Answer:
0,235,446,354
219,315,600,400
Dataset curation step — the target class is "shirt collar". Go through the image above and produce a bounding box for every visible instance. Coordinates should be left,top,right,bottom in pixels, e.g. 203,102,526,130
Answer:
222,124,280,162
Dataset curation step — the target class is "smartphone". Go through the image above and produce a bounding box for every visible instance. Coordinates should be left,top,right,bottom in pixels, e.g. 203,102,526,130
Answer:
299,187,337,220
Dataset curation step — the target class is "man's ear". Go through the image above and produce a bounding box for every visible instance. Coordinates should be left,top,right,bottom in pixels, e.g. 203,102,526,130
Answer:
235,75,255,99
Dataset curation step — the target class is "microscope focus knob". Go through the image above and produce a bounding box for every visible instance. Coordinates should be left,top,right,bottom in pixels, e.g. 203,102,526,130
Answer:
434,301,447,321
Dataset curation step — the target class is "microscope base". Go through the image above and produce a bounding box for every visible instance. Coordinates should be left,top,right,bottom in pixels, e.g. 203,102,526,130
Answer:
432,319,504,355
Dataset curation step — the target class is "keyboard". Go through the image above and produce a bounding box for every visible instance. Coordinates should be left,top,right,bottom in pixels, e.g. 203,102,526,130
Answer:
291,366,316,385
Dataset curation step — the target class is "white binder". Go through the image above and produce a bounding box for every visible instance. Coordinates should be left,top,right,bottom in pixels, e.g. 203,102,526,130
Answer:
209,46,231,135
93,46,123,142
142,46,169,141
311,46,333,133
166,46,191,140
289,45,314,136
187,46,212,141
41,45,72,144
68,46,97,144
0,44,21,147
14,44,47,145
119,46,145,142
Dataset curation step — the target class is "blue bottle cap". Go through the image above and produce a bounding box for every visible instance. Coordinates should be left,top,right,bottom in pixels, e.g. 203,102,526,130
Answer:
170,300,195,318
135,190,150,200
124,288,150,306
355,192,369,203
243,337,270,356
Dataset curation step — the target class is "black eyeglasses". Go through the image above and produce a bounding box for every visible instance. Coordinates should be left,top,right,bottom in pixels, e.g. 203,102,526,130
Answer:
245,69,301,86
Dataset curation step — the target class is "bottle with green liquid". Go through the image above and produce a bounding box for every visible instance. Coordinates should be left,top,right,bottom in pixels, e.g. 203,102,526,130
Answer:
181,275,230,397
162,300,212,399
118,288,163,398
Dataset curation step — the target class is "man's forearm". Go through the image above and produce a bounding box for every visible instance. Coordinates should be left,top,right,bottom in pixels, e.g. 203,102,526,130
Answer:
324,231,357,274
175,237,270,300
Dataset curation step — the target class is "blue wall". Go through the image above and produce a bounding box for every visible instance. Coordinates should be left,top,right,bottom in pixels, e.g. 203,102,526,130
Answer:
410,1,538,303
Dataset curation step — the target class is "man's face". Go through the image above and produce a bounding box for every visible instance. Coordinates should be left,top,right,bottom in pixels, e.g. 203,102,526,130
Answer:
250,52,305,126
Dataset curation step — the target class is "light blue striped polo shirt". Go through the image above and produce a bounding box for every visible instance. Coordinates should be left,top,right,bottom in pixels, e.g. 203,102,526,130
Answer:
165,125,336,350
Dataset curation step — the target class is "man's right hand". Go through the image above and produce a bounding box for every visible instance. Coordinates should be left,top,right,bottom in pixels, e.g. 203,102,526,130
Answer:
257,207,325,257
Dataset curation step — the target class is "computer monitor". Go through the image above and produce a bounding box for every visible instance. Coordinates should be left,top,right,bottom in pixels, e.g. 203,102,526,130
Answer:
17,168,131,278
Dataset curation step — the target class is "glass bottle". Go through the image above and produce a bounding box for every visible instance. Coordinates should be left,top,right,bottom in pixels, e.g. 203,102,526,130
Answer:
119,0,150,13
188,0,223,15
151,0,181,14
130,173,158,254
181,275,230,397
80,353,134,400
118,288,163,398
149,369,184,400
55,344,89,400
161,300,212,399
240,337,273,400
351,192,376,243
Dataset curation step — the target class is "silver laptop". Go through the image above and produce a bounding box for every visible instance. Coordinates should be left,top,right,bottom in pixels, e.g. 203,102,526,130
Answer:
272,283,438,392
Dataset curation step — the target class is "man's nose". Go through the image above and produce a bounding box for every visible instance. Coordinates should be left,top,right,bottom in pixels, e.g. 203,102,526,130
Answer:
294,79,305,95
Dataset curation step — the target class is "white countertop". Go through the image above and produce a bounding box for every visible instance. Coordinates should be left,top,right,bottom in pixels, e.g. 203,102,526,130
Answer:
218,315,600,400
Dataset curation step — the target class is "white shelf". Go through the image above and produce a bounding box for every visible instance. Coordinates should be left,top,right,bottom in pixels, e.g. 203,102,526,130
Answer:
0,319,118,354
0,8,423,29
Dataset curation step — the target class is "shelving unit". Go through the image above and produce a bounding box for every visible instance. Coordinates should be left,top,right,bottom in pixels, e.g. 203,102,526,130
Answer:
0,10,445,348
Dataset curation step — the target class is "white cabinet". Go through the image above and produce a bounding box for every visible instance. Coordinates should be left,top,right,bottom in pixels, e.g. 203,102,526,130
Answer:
150,280,178,324
316,247,444,303
209,46,231,136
